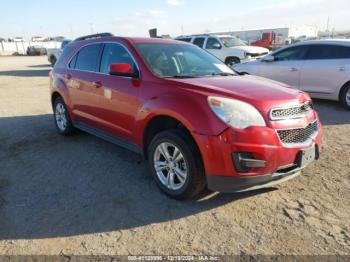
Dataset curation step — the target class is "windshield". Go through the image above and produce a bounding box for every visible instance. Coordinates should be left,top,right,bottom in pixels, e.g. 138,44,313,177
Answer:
220,37,247,47
135,43,235,78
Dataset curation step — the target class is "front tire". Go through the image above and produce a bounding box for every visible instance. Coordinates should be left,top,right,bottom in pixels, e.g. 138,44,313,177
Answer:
340,84,350,111
50,56,57,67
53,97,75,135
225,57,240,67
148,129,206,200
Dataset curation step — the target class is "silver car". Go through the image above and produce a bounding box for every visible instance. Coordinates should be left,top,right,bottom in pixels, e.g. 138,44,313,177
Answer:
234,40,350,110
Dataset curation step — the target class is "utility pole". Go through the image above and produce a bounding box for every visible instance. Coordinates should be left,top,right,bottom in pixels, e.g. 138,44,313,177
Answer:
326,16,330,37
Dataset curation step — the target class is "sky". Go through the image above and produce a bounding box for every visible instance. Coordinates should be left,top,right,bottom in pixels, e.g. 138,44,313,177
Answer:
1,0,350,39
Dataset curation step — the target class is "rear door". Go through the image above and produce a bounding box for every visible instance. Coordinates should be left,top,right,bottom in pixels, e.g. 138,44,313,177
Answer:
68,43,104,126
96,43,141,141
299,44,350,94
258,45,308,88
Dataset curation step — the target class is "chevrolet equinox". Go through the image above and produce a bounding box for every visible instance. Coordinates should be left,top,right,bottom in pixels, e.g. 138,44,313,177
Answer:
50,34,323,199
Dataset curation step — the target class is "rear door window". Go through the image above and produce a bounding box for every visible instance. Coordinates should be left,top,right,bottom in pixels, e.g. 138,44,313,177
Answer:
193,37,205,48
305,44,350,60
74,43,103,72
99,43,138,75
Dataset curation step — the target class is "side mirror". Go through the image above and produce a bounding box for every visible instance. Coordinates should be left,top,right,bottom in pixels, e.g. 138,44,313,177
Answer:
262,54,275,62
109,63,137,78
212,43,222,49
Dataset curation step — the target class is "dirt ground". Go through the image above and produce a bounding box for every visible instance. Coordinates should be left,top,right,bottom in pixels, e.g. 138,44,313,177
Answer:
0,56,349,256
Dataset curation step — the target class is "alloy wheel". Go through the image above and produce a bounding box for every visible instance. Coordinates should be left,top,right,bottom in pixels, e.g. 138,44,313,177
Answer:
55,103,67,131
153,142,188,190
346,89,350,106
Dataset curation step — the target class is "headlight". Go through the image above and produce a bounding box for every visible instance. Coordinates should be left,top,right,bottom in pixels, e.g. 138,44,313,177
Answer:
208,96,266,129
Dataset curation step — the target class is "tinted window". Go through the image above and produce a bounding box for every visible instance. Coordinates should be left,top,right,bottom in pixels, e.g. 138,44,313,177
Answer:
60,40,71,49
305,44,350,60
206,37,221,49
74,44,103,72
100,43,137,74
193,37,205,48
177,38,191,43
69,54,77,68
55,47,74,68
338,46,350,58
274,46,308,61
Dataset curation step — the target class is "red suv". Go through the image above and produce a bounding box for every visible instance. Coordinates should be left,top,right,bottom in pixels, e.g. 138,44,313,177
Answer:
50,34,323,199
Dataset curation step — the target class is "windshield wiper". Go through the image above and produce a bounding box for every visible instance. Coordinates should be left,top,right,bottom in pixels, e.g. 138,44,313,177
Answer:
164,75,199,79
210,72,236,77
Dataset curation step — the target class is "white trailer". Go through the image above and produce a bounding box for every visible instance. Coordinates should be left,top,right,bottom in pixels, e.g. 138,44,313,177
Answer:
214,26,318,44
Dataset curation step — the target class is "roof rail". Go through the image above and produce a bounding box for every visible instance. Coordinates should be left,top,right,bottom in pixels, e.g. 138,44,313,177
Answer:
74,33,114,42
176,34,211,38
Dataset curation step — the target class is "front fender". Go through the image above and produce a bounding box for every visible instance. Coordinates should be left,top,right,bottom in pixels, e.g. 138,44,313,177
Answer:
134,92,228,146
226,49,245,59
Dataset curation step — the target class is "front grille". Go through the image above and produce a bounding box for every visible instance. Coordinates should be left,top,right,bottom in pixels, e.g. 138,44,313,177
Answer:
270,102,313,120
277,121,318,145
248,52,268,57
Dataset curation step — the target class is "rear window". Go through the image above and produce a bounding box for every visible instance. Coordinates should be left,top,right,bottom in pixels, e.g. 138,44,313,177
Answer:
73,43,103,72
55,47,74,68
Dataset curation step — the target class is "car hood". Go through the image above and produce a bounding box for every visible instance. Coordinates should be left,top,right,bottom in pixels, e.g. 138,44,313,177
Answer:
168,75,309,113
233,45,269,54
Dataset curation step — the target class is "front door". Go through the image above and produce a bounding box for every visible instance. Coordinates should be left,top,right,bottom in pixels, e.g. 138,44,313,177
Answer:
258,45,308,89
205,37,224,61
96,43,141,141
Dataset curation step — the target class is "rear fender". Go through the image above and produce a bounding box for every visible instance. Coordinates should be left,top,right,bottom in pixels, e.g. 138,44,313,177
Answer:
51,75,75,120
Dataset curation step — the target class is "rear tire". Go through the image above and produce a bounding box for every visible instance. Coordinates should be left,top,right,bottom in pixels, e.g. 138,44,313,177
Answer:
53,97,75,136
148,129,206,200
340,84,350,111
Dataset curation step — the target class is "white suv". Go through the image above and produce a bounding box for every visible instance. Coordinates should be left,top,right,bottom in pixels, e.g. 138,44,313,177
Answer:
176,35,269,66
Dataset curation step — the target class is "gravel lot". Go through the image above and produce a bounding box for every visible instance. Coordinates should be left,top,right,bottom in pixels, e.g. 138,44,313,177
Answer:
0,56,349,256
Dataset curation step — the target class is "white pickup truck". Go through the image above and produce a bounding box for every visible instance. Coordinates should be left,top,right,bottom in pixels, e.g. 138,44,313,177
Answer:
176,34,269,66
47,40,71,66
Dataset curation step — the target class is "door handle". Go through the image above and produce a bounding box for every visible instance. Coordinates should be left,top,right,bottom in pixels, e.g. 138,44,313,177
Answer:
339,66,346,71
92,81,102,88
289,67,298,72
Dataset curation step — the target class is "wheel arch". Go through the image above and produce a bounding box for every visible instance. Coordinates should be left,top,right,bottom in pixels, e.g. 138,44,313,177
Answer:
142,114,198,159
135,94,227,147
51,91,62,108
339,80,350,101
